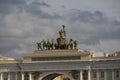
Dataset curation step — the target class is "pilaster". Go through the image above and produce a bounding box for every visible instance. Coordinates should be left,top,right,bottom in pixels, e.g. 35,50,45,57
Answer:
22,72,24,80
104,70,107,80
8,73,10,80
80,70,83,80
29,72,32,80
119,70,120,80
97,70,99,80
112,70,114,80
0,73,3,80
88,70,91,80
15,72,18,80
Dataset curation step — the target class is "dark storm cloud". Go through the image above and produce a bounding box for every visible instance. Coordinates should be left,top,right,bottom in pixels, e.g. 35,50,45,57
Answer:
0,0,25,4
0,0,120,58
68,9,108,24
0,0,60,19
66,9,120,45
24,2,61,19
0,0,25,15
0,0,49,58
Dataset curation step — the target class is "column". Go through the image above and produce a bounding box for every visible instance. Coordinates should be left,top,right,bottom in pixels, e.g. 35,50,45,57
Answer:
15,72,18,80
88,70,91,80
8,73,10,80
112,70,114,80
22,72,24,80
0,73,3,80
104,70,107,80
29,72,32,80
97,70,99,80
80,70,83,80
119,70,120,80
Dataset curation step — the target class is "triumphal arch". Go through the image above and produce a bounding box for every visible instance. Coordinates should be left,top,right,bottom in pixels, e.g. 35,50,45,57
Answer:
0,25,120,80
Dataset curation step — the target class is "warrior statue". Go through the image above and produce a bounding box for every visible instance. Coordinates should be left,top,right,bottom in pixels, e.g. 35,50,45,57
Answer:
57,25,67,49
59,25,66,38
51,39,54,49
74,40,77,49
36,42,42,50
69,38,74,49
65,39,69,49
54,41,58,49
62,25,66,37
46,39,51,50
42,39,46,50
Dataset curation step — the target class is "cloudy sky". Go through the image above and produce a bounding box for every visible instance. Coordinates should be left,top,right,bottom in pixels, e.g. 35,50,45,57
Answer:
0,0,120,59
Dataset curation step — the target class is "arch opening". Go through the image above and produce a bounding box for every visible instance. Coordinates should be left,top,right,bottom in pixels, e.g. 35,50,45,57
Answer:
40,72,72,80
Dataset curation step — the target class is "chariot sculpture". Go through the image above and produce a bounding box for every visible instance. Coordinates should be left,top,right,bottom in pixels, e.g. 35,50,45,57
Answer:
36,25,78,50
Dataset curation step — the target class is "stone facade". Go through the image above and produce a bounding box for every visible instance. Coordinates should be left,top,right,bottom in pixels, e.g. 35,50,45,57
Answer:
22,50,91,62
0,49,120,80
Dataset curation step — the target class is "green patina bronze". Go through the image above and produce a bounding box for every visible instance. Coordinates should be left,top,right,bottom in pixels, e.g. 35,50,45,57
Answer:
36,25,78,50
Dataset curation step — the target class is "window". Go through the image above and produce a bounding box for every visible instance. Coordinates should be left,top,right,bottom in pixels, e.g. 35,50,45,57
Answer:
107,71,112,78
92,71,97,78
100,71,104,78
115,71,119,78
